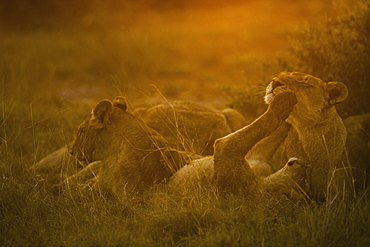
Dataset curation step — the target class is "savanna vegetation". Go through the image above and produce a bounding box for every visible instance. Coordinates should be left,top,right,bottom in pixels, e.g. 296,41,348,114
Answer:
1,0,369,246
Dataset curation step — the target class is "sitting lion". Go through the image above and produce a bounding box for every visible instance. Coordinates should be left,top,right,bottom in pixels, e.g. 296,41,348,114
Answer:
252,72,370,199
246,72,354,200
170,72,352,201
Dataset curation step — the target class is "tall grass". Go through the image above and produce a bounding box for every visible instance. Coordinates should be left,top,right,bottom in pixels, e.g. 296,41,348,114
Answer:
1,80,370,246
1,167,369,246
1,1,369,246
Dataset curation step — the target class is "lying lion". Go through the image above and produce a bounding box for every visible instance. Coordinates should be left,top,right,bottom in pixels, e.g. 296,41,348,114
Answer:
170,90,310,200
33,72,369,202
31,100,246,188
60,88,312,201
64,96,201,196
170,72,354,201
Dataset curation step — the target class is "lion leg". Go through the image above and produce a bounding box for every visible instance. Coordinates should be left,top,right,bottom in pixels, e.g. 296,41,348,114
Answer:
31,145,87,188
213,91,297,196
247,122,291,176
56,161,104,193
213,117,277,196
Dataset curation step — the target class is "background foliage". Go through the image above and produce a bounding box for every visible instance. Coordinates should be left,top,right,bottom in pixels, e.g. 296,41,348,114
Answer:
281,0,370,117
227,0,370,118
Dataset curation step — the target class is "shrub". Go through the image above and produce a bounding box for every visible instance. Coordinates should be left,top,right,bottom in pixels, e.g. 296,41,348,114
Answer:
280,0,370,117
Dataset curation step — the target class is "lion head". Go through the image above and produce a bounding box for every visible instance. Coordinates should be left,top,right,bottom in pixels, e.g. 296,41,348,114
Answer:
265,71,348,124
70,96,132,163
69,97,191,194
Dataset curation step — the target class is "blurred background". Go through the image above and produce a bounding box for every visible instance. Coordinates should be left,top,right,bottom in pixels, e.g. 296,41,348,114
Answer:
1,0,361,102
1,0,369,160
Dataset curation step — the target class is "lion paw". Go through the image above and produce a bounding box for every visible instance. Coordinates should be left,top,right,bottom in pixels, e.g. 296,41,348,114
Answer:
268,90,297,122
285,157,311,193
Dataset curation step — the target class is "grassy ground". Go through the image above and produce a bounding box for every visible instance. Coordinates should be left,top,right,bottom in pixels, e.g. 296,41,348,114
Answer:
1,0,369,246
1,174,370,246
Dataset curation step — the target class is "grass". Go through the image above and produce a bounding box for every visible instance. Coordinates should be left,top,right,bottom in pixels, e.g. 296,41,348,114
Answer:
1,171,370,246
1,80,369,246
1,0,369,246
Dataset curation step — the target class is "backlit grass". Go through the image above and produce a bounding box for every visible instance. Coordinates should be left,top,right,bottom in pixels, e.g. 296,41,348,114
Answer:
1,0,369,246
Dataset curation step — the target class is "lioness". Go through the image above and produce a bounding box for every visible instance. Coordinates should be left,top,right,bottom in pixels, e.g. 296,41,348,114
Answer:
62,91,310,201
244,72,351,200
64,97,197,197
31,100,246,188
171,72,351,201
253,72,360,201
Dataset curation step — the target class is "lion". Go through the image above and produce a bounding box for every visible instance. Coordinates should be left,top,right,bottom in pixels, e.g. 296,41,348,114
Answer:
132,101,247,155
170,72,352,201
62,96,199,197
59,91,311,201
243,72,352,200
32,100,247,188
170,90,311,200
30,145,82,189
65,91,309,201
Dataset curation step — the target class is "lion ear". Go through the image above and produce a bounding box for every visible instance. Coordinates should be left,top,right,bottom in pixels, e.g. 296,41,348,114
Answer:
327,82,348,105
113,96,127,111
90,100,113,129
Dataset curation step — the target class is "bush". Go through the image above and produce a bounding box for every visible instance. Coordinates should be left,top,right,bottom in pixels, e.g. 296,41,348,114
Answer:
280,0,370,117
